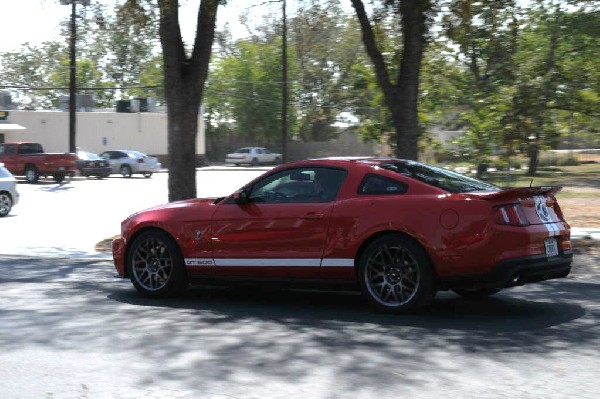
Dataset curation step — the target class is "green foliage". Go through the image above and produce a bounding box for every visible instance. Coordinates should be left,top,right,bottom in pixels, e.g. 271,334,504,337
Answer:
0,1,160,109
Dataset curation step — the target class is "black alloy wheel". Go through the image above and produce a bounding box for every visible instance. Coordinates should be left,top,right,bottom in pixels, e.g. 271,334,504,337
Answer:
120,164,132,178
126,230,188,297
358,234,435,313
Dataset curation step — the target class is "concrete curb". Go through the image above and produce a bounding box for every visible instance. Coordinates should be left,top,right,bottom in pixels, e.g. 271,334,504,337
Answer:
571,228,600,240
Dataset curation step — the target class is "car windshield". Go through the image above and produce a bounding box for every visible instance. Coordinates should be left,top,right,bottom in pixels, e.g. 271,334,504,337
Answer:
380,160,500,193
233,148,251,154
78,151,101,160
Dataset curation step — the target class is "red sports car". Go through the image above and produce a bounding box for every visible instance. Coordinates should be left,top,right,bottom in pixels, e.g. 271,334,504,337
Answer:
112,158,573,313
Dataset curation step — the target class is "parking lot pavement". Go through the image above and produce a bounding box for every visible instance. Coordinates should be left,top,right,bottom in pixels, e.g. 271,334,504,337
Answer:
1,168,266,259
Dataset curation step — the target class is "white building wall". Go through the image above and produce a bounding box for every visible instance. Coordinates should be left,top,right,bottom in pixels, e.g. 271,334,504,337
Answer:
2,110,205,157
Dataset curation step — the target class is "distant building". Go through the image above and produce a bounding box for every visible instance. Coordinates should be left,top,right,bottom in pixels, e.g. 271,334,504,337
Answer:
0,106,205,167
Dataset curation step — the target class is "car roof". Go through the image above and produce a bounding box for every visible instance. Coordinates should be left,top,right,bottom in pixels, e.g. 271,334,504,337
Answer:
283,156,396,168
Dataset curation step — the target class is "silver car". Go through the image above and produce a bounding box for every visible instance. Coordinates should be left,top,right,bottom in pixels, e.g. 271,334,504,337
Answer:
99,150,161,178
0,163,19,217
225,147,282,166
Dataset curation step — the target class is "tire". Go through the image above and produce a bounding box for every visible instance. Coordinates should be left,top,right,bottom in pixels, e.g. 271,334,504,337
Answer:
452,288,502,299
358,234,435,313
0,192,12,217
250,157,259,166
143,172,153,178
53,173,66,183
25,166,39,183
120,164,132,178
126,229,188,297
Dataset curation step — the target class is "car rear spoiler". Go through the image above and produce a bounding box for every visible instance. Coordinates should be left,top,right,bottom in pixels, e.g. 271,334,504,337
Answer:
465,186,563,201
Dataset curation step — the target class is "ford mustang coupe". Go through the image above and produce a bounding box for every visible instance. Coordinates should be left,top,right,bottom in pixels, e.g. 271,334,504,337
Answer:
112,158,573,313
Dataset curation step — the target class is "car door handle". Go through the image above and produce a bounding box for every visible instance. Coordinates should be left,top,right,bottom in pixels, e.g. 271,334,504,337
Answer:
303,213,324,220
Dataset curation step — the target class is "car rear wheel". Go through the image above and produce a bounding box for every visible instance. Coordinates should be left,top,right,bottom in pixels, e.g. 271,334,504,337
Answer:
120,164,132,178
143,172,153,178
358,234,435,313
127,230,188,297
452,288,502,299
53,173,65,183
0,192,12,217
25,166,39,183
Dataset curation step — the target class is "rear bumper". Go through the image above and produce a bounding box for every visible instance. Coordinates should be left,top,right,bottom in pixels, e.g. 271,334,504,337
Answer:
438,251,573,291
133,163,161,173
225,158,247,164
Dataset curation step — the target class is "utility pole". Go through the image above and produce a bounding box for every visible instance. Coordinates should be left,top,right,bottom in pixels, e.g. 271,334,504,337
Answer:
61,0,89,153
281,0,288,163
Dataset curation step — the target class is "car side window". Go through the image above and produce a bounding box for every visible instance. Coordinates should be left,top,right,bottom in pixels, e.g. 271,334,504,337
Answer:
359,174,407,195
248,167,347,204
111,152,124,159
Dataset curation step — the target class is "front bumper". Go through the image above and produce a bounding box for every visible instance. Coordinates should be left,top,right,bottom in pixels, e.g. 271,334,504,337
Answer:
112,237,126,277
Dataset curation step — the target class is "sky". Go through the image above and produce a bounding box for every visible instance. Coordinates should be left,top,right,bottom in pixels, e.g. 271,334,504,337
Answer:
0,0,292,53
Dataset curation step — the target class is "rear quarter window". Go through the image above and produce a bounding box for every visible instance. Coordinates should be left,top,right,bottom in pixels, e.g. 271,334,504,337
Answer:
359,174,407,195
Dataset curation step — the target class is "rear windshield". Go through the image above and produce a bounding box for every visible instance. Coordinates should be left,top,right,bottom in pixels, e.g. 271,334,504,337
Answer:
380,161,500,193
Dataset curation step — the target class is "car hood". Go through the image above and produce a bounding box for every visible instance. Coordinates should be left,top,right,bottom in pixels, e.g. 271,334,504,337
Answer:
146,197,219,212
126,197,221,222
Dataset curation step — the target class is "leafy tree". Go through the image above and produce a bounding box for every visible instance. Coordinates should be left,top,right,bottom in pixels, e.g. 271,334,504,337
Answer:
157,0,220,201
351,0,433,160
506,0,599,175
290,0,365,141
442,0,519,176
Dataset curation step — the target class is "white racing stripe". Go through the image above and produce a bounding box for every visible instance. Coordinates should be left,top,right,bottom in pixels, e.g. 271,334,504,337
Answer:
535,195,560,237
184,258,355,267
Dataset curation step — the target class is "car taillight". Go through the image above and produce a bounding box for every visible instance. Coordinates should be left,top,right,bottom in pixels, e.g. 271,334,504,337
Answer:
549,198,565,221
494,203,529,226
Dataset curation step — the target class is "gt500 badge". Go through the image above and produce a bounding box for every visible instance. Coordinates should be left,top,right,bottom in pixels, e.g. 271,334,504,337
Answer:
185,259,215,266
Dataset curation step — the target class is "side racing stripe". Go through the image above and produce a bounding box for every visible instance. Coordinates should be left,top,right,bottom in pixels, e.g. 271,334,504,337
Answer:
184,258,355,267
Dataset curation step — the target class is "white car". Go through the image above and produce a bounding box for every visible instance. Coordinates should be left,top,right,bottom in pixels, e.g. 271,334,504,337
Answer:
0,163,19,217
225,147,282,166
99,150,161,178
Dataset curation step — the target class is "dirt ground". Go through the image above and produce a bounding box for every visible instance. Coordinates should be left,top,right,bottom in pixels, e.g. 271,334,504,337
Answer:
558,186,600,260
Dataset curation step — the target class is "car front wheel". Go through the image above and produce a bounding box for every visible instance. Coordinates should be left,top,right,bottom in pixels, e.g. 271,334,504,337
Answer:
120,164,132,178
0,192,12,217
358,234,435,313
143,172,153,178
127,230,188,297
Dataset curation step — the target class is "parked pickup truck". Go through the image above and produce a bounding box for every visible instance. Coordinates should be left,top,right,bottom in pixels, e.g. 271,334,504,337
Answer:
0,142,77,183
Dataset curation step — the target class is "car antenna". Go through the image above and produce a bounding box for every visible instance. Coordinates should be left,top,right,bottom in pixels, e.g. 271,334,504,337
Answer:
529,156,539,187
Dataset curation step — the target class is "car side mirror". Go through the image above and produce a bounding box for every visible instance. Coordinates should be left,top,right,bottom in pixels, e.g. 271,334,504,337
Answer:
233,188,249,204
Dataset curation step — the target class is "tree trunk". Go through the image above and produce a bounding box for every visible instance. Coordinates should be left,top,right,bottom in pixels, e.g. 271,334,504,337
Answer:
159,0,218,202
352,0,430,161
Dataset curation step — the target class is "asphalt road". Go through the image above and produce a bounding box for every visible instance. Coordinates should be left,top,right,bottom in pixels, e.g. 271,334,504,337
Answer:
1,168,599,398
0,255,599,398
